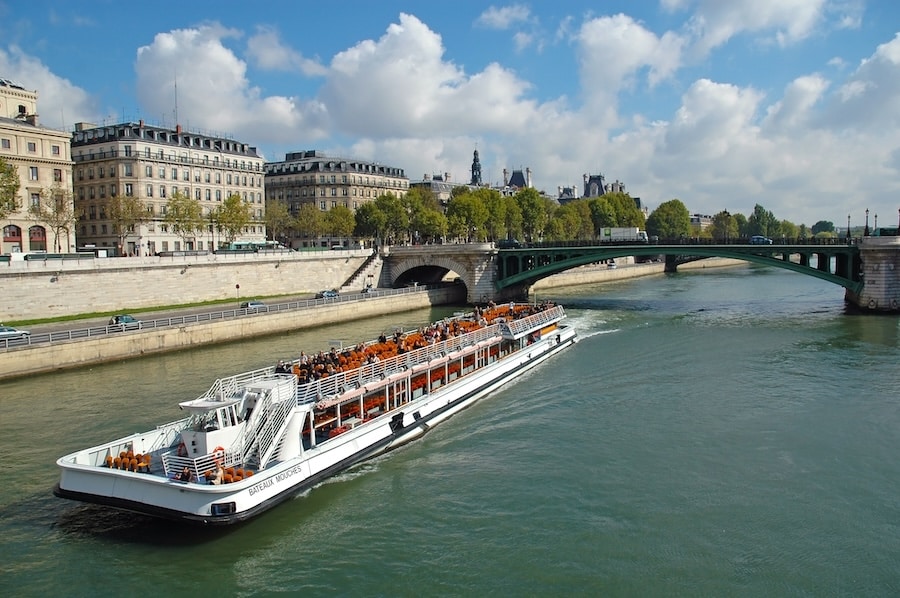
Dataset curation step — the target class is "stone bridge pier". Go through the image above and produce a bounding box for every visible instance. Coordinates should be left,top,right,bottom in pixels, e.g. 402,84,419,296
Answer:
848,236,900,312
382,244,516,304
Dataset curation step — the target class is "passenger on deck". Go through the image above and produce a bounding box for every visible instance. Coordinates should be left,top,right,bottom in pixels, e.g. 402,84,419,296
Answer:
211,464,225,485
176,466,194,482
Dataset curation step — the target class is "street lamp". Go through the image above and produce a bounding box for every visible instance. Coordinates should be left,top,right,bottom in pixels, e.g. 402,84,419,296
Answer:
874,213,878,232
865,208,870,236
847,214,851,240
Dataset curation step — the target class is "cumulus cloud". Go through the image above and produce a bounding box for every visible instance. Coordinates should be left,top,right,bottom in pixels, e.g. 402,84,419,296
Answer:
762,74,829,130
575,13,684,127
0,45,96,129
679,0,828,56
475,5,532,29
134,24,329,147
246,26,326,76
828,33,900,129
320,13,539,138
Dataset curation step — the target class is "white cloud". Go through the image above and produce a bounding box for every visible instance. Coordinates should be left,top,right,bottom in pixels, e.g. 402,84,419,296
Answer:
829,33,900,129
475,5,532,30
0,45,96,129
575,13,684,127
681,0,828,56
320,14,539,138
762,74,829,130
246,26,326,76
134,24,329,147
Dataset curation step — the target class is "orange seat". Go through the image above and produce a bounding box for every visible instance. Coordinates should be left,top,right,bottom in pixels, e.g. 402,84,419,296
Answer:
105,455,114,468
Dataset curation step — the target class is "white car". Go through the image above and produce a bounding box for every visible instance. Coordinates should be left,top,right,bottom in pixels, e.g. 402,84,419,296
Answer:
0,325,30,340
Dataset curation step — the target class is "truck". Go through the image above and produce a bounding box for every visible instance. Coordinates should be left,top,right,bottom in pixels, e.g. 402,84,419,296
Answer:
600,227,649,243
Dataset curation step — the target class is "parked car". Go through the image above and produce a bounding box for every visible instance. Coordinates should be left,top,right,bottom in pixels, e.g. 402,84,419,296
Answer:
240,300,268,311
497,239,522,249
750,235,773,245
0,325,30,340
607,260,617,269
316,289,339,299
361,285,376,295
108,314,143,331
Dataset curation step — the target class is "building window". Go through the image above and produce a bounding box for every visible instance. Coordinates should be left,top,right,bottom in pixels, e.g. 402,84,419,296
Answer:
160,186,166,198
319,188,325,196
30,193,40,208
205,189,211,200
110,184,117,197
215,190,221,201
215,172,221,184
1,139,9,149
205,172,210,183
91,224,97,235
101,224,108,234
123,146,132,157
53,169,63,182
146,165,153,177
195,189,201,200
171,168,177,180
146,185,153,197
226,174,232,184
183,170,190,181
51,145,60,155
320,201,326,210
159,167,166,179
27,142,36,152
109,166,116,177
89,187,96,199
125,184,133,196
123,164,133,177
99,185,106,198
29,167,38,181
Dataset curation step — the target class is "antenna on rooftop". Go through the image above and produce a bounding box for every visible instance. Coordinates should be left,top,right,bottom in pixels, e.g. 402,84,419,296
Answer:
174,69,179,126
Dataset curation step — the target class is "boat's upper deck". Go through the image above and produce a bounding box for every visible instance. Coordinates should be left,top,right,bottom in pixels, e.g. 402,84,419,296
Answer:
195,303,566,408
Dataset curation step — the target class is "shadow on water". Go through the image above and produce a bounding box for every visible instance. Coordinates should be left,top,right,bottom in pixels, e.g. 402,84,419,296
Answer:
52,504,235,546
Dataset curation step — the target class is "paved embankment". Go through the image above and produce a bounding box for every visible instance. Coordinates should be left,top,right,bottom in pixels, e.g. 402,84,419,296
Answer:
0,287,461,381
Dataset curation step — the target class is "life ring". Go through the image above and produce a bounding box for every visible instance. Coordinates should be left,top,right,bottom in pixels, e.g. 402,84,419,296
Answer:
892,299,899,310
868,299,877,309
211,446,225,461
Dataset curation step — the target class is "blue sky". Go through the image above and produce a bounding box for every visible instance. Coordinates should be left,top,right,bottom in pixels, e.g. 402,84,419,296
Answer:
1,0,898,227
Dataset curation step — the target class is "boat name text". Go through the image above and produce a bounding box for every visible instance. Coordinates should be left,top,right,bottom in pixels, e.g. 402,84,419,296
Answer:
248,464,304,496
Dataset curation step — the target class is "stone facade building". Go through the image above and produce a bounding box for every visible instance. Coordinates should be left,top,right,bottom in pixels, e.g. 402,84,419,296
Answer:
71,121,265,255
0,78,74,254
265,150,408,248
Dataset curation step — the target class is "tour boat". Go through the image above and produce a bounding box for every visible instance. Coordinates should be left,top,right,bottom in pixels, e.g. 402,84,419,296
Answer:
54,303,577,525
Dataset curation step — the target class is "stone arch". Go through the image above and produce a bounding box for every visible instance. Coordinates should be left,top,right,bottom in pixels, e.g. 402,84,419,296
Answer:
389,255,474,289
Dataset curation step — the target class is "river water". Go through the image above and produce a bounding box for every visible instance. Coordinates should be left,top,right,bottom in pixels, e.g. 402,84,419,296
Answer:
2,265,899,596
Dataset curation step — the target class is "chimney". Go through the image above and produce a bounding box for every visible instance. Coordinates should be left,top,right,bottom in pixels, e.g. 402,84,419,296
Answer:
503,168,508,186
139,119,144,128
444,172,450,182
26,113,39,126
526,168,532,188
176,124,182,134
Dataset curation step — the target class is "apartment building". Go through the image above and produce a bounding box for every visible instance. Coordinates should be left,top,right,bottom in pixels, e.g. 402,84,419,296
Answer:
71,121,265,255
0,78,74,254
265,150,408,249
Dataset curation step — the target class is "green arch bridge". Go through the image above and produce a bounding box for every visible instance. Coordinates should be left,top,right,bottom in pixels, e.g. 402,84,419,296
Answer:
496,240,863,294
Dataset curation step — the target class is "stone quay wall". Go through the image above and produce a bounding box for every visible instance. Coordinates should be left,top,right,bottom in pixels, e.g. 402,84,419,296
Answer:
0,287,462,380
0,250,371,322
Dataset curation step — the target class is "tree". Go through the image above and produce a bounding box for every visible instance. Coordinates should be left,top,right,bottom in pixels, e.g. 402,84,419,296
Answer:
546,203,582,241
588,197,616,235
374,194,408,244
0,156,20,220
217,193,252,244
733,213,749,237
603,191,645,227
264,199,294,245
646,199,691,239
515,188,549,242
28,183,77,252
295,203,325,239
353,202,386,242
164,190,204,245
108,195,148,255
446,191,489,241
324,205,355,238
748,204,777,237
710,210,739,241
415,207,448,243
811,220,834,235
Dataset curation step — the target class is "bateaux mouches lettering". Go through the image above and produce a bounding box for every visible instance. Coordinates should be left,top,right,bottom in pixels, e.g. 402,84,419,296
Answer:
248,464,304,497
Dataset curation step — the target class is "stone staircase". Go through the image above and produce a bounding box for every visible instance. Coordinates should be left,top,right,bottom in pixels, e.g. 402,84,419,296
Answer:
339,251,384,293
